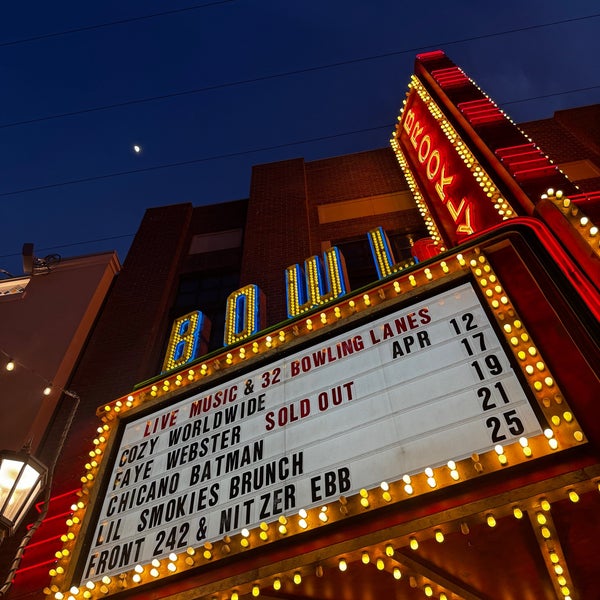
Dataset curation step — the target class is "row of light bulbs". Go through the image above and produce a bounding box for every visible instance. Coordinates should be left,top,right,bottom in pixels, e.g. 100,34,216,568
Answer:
1,349,55,396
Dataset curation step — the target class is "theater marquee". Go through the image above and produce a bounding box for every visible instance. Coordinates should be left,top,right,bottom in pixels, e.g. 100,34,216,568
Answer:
52,243,587,597
83,279,546,581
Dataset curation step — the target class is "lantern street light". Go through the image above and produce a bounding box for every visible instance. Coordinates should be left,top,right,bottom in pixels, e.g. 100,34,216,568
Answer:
0,445,47,542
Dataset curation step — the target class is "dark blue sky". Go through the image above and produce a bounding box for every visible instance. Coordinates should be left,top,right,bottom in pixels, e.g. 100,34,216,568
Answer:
1,0,598,276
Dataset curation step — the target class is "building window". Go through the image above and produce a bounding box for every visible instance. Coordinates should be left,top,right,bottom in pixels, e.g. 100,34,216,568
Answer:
333,230,424,290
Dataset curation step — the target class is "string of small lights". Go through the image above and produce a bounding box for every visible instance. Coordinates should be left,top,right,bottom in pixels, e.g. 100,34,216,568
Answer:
0,14,598,130
0,348,78,399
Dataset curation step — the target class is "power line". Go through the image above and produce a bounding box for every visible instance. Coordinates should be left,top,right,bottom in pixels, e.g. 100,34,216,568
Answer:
502,85,600,105
1,75,599,200
1,13,598,130
0,1,238,48
0,235,135,260
0,124,391,197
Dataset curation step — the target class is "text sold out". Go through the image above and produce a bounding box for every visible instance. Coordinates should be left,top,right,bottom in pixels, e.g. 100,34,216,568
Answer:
264,380,355,431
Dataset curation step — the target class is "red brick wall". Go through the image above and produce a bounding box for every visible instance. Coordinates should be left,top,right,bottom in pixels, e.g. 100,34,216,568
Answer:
241,158,312,325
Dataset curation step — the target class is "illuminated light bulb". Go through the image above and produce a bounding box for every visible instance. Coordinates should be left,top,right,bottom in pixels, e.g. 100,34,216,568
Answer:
231,593,239,600
298,518,308,529
555,564,564,575
385,544,394,557
560,586,570,596
306,319,313,330
318,508,328,522
513,506,523,519
362,551,370,564
486,514,496,528
150,568,159,577
434,530,444,543
563,411,573,422
359,488,369,508
540,498,551,511
251,585,260,597
298,508,308,519
5,359,15,371
338,558,347,572
273,578,281,591
43,384,53,396
424,584,433,597
293,572,302,585
265,336,273,347
376,558,385,571
573,430,584,442
320,312,327,324
363,294,371,306
409,536,419,550
550,552,559,564
541,526,551,539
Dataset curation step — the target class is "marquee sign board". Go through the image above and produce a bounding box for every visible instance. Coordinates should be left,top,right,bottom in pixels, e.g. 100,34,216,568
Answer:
81,280,543,581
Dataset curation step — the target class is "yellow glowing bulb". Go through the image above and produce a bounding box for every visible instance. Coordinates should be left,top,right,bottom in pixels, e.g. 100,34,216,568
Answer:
393,567,401,580
409,537,419,550
361,552,370,564
293,572,302,585
251,585,260,597
568,490,579,503
435,530,444,543
273,579,281,591
486,514,496,528
338,558,347,572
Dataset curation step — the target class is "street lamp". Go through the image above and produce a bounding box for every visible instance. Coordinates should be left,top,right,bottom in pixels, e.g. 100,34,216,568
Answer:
0,446,47,541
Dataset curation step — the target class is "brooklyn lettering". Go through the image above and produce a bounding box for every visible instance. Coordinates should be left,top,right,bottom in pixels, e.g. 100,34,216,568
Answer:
402,106,474,236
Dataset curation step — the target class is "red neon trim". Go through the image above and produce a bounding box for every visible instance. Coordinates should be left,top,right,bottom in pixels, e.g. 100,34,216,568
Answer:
27,510,72,528
513,165,558,181
21,534,62,550
495,143,537,157
475,218,600,320
509,158,552,170
431,66,469,88
34,489,79,513
570,191,600,203
15,559,56,575
417,50,446,61
498,150,543,163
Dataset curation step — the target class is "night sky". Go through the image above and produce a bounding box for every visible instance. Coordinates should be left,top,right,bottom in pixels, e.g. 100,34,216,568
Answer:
1,0,598,276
